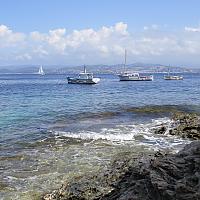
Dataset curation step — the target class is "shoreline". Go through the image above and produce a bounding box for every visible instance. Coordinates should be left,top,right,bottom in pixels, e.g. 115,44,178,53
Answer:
43,112,200,200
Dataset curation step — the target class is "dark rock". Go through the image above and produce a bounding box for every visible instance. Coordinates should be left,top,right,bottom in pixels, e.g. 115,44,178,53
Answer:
99,141,200,200
154,113,200,140
154,126,167,134
43,141,200,200
169,113,200,139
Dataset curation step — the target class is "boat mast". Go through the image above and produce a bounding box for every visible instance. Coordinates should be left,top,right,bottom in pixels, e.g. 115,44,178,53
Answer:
84,65,86,73
168,65,170,76
124,49,127,73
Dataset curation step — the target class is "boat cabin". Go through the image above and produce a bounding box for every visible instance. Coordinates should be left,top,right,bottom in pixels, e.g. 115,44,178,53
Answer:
78,72,94,79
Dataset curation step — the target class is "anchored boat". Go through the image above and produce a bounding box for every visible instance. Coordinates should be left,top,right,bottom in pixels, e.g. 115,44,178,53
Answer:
164,67,183,80
164,75,183,80
67,66,100,84
119,72,153,81
118,50,153,81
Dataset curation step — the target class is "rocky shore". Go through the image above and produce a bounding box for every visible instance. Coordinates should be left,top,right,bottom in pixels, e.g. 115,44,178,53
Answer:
155,112,200,140
43,113,200,200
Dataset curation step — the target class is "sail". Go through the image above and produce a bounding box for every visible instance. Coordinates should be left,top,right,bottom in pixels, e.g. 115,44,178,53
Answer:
38,66,45,75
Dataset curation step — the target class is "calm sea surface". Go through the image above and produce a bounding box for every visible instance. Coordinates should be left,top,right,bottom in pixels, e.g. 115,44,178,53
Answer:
0,73,200,199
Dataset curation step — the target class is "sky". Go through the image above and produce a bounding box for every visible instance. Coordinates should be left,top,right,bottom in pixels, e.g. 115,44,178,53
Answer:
1,0,200,67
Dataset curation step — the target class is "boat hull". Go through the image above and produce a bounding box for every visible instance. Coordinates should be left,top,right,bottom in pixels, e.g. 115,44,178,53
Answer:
67,77,100,84
119,75,153,81
164,76,183,80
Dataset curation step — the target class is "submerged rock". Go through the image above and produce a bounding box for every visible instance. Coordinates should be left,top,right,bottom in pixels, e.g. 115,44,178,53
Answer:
43,152,140,200
43,141,200,200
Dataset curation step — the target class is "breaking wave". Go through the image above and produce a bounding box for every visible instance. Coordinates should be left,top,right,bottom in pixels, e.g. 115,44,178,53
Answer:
53,117,189,151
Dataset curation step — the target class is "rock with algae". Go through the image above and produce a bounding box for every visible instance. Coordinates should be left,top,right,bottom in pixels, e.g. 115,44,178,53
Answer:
43,141,200,200
155,112,200,140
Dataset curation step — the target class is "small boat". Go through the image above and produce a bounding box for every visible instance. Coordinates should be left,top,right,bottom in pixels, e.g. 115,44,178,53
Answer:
67,66,100,84
38,66,45,75
119,72,153,81
164,75,183,80
164,67,183,80
118,50,153,81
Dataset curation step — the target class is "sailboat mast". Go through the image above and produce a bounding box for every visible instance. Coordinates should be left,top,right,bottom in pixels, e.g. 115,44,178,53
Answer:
124,49,127,72
168,65,170,76
84,65,86,73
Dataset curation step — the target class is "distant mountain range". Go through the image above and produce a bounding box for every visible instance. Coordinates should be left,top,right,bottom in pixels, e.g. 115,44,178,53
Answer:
0,63,198,74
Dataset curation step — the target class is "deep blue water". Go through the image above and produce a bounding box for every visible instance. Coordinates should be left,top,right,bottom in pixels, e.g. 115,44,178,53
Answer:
0,73,200,198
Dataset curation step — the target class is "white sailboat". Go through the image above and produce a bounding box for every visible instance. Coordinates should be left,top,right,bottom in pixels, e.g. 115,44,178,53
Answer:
118,50,153,81
164,66,183,80
38,66,45,75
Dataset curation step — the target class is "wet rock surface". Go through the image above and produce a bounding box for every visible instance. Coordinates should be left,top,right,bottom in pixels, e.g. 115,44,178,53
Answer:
102,141,200,200
169,113,200,139
43,152,140,200
43,141,200,200
155,112,200,139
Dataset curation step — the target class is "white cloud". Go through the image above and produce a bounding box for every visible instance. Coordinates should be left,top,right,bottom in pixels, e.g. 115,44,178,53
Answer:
15,53,32,61
143,24,159,31
33,46,49,56
0,25,25,48
114,22,128,35
0,25,11,36
30,31,46,41
1,23,200,65
185,26,200,32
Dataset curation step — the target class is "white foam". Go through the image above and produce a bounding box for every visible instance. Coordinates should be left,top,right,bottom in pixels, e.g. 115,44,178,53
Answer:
52,117,190,151
53,118,166,142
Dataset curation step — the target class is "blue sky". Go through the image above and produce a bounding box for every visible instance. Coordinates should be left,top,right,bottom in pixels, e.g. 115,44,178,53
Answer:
1,0,200,67
2,0,200,32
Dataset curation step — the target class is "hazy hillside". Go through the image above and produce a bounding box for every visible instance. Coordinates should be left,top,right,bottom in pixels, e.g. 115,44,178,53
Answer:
0,63,196,74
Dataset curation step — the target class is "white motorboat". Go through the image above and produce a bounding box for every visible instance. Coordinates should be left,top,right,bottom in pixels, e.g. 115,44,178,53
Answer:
118,50,153,81
38,66,45,75
67,66,100,84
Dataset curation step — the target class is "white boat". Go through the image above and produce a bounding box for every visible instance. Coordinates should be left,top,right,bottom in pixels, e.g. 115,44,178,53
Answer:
67,66,100,84
164,75,183,80
119,72,154,81
118,50,153,81
38,66,45,75
164,67,183,80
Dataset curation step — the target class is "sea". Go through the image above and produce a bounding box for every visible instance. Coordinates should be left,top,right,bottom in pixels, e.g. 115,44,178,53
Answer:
0,73,200,199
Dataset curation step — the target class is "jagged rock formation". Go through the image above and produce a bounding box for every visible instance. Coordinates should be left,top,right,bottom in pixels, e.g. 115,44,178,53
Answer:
155,113,200,139
43,141,200,200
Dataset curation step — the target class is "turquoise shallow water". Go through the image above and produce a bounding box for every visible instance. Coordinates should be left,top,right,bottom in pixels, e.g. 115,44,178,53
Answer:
0,73,200,199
